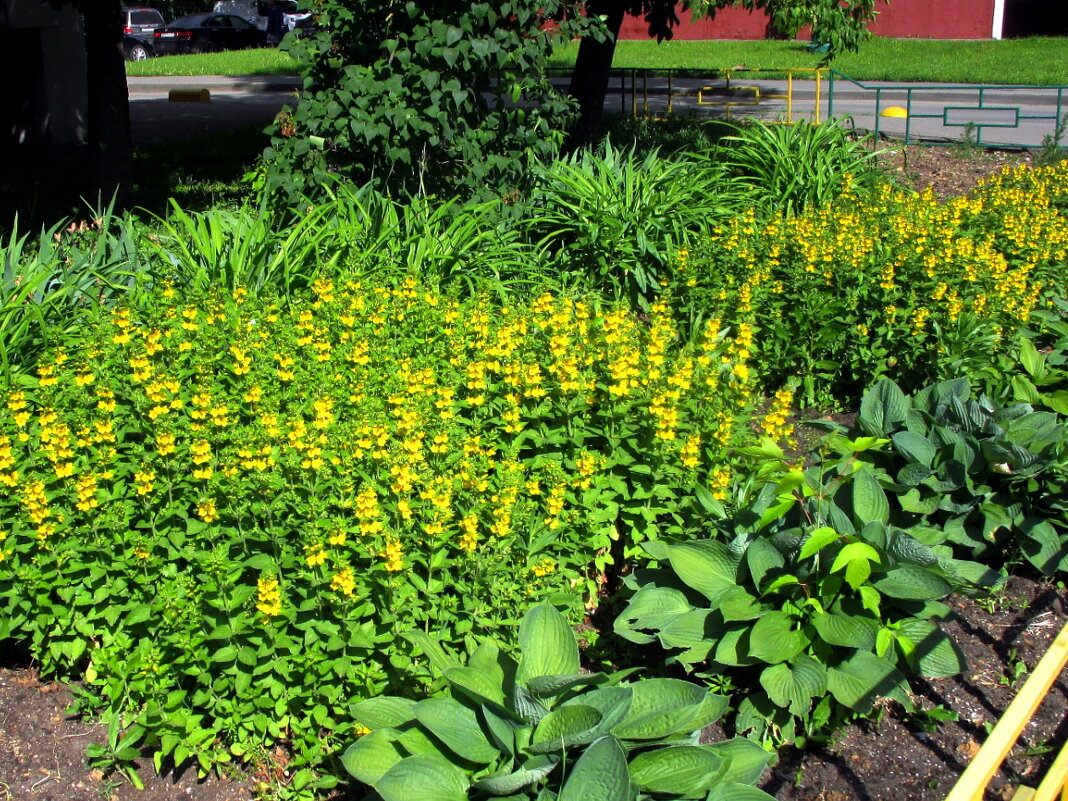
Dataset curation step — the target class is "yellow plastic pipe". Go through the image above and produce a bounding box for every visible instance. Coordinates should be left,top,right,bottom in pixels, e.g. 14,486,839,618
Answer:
945,621,1068,801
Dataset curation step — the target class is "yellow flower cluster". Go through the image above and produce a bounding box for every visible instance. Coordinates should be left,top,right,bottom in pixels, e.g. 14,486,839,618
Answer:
256,575,282,617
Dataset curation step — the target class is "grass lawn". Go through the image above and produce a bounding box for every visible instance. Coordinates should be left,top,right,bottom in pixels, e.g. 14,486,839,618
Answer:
127,37,1068,86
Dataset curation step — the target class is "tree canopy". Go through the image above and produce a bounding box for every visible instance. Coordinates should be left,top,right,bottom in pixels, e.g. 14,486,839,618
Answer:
268,0,877,198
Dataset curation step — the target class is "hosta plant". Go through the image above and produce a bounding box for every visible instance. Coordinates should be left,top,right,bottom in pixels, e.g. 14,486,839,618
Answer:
615,432,1003,747
835,378,1068,575
342,602,774,801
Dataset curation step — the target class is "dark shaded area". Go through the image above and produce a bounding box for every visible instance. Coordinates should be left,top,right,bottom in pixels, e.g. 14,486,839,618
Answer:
1003,0,1068,37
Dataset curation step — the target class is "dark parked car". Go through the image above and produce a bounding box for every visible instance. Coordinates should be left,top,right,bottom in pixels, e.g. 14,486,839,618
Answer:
122,6,166,43
152,13,267,54
123,33,154,61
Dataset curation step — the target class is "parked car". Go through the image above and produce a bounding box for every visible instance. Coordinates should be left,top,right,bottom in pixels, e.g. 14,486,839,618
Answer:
256,0,313,32
122,33,154,61
121,7,166,43
152,13,268,55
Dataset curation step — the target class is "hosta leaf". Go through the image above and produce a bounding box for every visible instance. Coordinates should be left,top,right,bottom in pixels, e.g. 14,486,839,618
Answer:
897,462,933,487
413,698,498,763
557,736,632,801
658,608,721,652
746,538,785,590
666,540,741,603
759,655,827,716
444,666,506,707
527,673,604,700
614,585,694,643
375,754,470,801
812,611,878,650
611,679,712,740
896,618,966,678
748,611,807,664
350,697,416,731
513,686,550,726
873,567,951,600
517,602,579,683
562,686,633,736
715,627,760,667
528,705,602,753
340,729,405,785
826,652,909,714
717,586,765,622
1019,518,1068,576
704,737,771,787
472,755,559,796
892,430,937,466
709,785,778,801
628,746,724,796
859,379,908,436
850,467,889,527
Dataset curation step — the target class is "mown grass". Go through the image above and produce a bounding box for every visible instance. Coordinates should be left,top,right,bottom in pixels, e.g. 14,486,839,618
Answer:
127,37,1068,85
553,37,1068,85
125,46,298,77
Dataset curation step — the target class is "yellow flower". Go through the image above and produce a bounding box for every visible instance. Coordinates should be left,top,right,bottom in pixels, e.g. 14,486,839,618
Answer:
256,575,282,618
331,568,356,597
530,558,556,577
197,499,218,523
381,538,403,572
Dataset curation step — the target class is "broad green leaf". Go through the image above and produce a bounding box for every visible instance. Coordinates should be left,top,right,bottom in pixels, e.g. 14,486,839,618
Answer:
1019,518,1068,576
748,612,807,664
710,785,778,800
746,538,785,590
339,730,404,785
350,697,416,731
472,755,559,796
612,679,712,740
873,567,951,600
517,602,579,683
444,666,506,706
758,655,827,716
826,652,909,714
403,630,461,673
557,736,632,801
859,380,908,436
798,527,839,561
562,686,633,736
718,586,765,622
892,430,937,466
896,618,967,678
705,737,772,787
666,540,741,603
715,627,760,667
628,746,723,796
850,467,889,527
829,542,881,575
413,698,498,763
374,754,469,801
528,673,604,700
812,612,878,650
657,608,720,653
528,705,602,753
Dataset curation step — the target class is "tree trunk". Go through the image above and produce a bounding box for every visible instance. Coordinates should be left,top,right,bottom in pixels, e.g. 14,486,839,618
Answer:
565,0,626,152
81,1,133,210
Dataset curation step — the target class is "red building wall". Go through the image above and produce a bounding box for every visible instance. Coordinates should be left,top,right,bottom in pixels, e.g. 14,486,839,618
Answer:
618,0,996,40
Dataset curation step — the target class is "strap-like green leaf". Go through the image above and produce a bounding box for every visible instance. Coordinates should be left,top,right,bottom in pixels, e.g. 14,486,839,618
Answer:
413,698,498,763
628,745,724,796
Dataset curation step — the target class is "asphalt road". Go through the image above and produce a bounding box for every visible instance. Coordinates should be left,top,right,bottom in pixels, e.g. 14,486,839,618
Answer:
127,74,1064,149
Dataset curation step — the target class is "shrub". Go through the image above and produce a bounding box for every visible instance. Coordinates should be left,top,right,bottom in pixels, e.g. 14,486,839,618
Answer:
0,280,759,787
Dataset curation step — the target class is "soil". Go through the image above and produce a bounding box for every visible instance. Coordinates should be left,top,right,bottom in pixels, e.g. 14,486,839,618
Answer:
0,145,1062,801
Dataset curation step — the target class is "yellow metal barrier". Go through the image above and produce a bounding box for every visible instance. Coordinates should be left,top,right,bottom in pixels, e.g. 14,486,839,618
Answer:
689,67,826,124
945,621,1068,801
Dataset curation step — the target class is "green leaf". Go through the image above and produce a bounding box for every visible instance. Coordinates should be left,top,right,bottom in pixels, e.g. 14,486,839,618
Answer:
413,698,498,763
517,603,579,683
850,467,889,527
527,673,604,700
374,754,470,801
873,567,951,601
859,380,908,436
340,729,405,785
748,612,807,664
746,538,785,591
443,666,507,707
826,652,908,713
892,431,937,466
896,618,967,678
665,540,741,603
557,736,632,801
759,656,827,716
528,705,602,753
612,679,718,740
351,697,416,731
812,611,878,650
472,755,559,795
798,527,839,560
704,738,771,787
709,785,777,801
628,746,724,796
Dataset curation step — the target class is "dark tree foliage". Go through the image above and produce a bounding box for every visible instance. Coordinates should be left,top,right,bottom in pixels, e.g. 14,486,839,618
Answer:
267,1,592,199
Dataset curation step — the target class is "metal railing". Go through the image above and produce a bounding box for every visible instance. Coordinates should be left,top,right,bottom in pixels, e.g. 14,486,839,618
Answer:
827,70,1068,148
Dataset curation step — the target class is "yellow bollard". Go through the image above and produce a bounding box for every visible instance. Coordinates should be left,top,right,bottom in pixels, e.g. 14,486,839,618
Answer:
168,88,211,103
